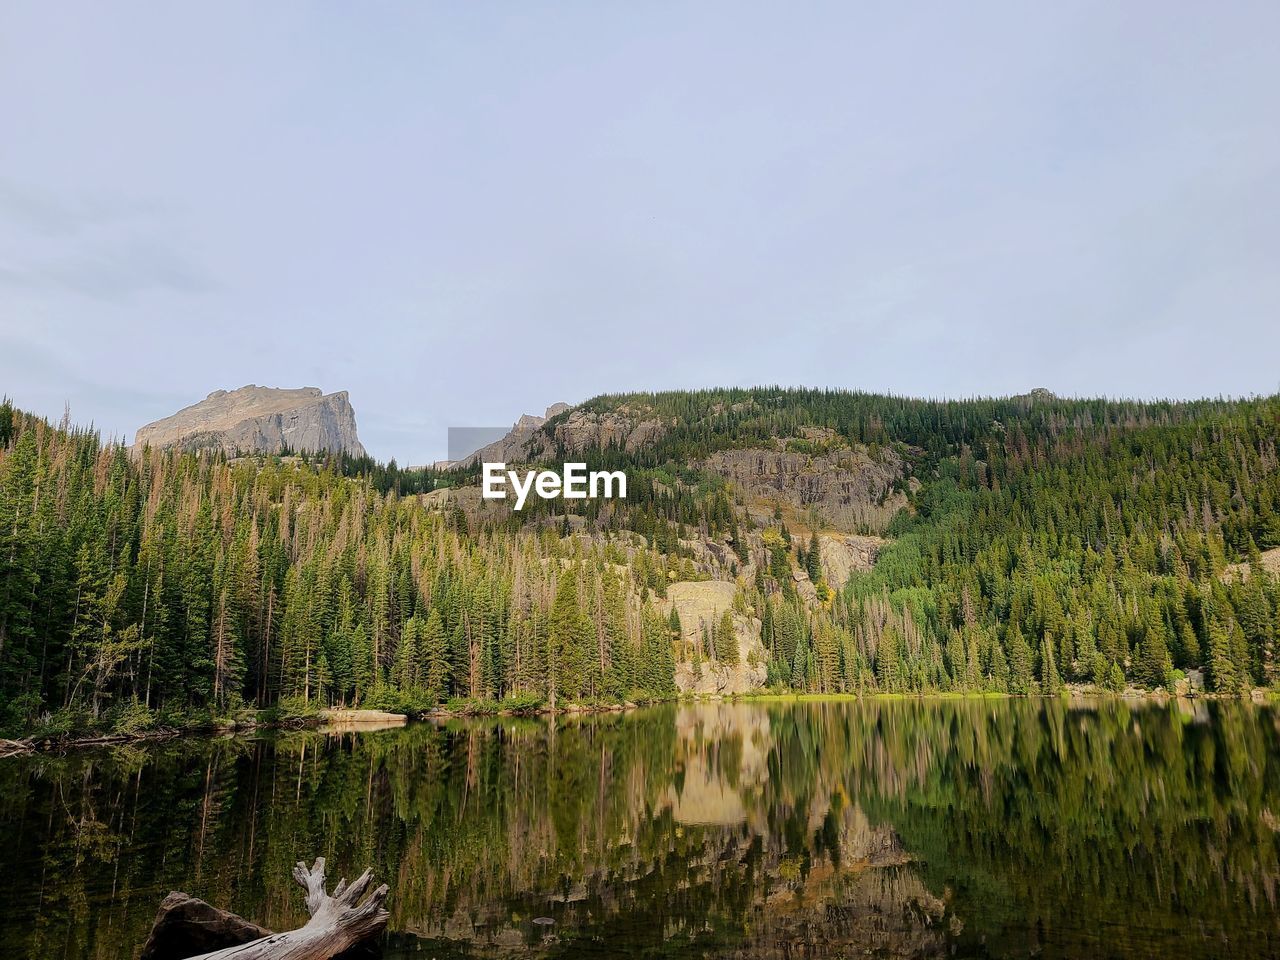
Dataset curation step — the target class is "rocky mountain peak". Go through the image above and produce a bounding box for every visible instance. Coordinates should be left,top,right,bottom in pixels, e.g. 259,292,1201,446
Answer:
454,401,574,467
133,384,366,457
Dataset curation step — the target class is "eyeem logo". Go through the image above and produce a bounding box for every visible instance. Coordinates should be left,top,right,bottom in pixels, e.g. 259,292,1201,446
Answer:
482,462,627,511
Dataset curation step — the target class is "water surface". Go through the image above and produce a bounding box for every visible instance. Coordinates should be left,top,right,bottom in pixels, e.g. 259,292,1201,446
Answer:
3,698,1279,959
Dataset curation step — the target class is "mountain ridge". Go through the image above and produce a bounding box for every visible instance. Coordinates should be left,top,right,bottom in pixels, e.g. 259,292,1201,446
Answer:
133,384,366,457
1,384,1278,736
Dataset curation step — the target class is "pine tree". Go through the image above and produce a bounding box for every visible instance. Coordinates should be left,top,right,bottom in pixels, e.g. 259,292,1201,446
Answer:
989,644,1010,692
548,569,590,705
1007,626,1035,694
1137,612,1173,689
714,611,738,664
1105,661,1127,692
1039,638,1063,694
806,533,822,583
393,615,422,690
812,622,840,691
422,609,450,695
945,629,967,690
876,624,903,693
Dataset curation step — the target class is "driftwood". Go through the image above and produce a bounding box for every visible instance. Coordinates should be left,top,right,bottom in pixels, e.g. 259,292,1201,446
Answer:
143,858,389,960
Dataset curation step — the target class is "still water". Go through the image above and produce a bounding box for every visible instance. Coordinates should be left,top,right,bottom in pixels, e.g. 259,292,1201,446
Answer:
2,698,1279,959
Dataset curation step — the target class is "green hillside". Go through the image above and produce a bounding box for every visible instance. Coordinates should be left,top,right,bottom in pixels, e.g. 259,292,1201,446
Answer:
1,387,1278,736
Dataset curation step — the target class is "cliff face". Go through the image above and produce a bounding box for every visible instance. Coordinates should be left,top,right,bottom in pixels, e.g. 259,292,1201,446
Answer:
541,405,669,456
133,385,367,457
701,444,906,533
457,403,572,467
458,402,669,467
663,580,769,694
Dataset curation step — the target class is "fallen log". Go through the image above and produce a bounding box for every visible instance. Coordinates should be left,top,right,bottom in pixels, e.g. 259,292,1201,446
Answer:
143,857,389,960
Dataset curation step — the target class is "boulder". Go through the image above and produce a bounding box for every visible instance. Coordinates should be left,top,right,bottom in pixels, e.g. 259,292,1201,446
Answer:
140,892,270,960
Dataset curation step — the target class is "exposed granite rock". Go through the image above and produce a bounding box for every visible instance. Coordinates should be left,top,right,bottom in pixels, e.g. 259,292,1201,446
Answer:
1017,386,1059,403
459,403,668,466
456,403,572,467
134,385,366,457
544,405,669,455
701,444,906,533
663,580,768,694
1221,546,1280,582
544,401,572,418
791,567,819,605
818,533,887,587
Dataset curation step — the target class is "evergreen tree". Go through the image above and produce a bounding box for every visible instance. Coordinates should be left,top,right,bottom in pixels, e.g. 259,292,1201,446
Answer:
1040,638,1063,694
805,533,822,583
1007,626,1035,694
1138,612,1173,689
714,611,738,664
422,609,449,695
548,570,590,705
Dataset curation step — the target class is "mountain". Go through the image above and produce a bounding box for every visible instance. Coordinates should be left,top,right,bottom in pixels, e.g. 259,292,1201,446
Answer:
453,402,572,467
2,385,1279,736
133,385,366,457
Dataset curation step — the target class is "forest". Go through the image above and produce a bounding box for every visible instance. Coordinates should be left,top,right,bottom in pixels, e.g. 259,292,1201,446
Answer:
1,387,1278,735
562,389,1280,697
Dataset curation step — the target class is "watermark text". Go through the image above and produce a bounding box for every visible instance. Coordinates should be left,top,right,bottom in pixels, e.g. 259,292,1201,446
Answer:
482,462,626,510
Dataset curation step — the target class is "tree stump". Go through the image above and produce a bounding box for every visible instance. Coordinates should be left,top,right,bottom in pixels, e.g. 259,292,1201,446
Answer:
143,858,389,960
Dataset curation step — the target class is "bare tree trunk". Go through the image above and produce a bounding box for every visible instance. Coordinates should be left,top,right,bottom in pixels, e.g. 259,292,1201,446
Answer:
147,858,388,960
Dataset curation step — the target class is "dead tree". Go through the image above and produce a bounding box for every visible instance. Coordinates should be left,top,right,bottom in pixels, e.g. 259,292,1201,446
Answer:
144,857,389,960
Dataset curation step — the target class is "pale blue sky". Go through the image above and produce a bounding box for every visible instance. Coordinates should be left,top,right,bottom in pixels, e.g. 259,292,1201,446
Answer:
1,2,1278,463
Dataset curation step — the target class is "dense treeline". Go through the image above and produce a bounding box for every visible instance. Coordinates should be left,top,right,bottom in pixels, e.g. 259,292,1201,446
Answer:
710,393,1280,696
571,386,1250,471
0,401,677,733
3,385,1280,732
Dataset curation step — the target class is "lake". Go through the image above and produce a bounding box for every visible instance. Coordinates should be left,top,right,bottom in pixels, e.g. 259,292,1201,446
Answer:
2,698,1278,959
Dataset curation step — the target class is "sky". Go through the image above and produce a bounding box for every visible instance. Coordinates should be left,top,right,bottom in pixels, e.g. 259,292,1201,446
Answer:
1,1,1278,464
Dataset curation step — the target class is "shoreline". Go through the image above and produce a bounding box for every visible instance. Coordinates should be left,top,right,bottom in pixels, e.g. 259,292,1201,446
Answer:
3,686,1269,757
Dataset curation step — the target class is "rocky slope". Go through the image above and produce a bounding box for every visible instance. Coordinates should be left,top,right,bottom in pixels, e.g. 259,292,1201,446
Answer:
1222,546,1280,582
542,404,670,455
134,385,366,457
458,402,670,466
456,402,572,466
698,433,907,534
818,532,887,586
663,581,768,694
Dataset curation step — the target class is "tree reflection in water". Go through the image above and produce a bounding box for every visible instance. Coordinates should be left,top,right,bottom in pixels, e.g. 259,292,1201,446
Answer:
1,697,1278,959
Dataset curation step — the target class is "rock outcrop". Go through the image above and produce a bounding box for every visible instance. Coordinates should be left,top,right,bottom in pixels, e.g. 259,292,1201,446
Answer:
663,580,768,694
134,386,366,457
701,444,906,533
818,533,887,587
543,405,669,456
1221,546,1280,582
457,403,571,467
458,403,669,467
